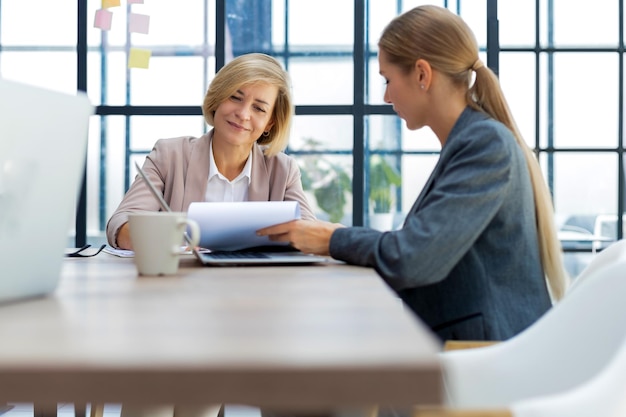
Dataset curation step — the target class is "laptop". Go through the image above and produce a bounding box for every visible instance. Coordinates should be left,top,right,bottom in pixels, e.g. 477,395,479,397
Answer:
0,78,94,303
134,161,328,266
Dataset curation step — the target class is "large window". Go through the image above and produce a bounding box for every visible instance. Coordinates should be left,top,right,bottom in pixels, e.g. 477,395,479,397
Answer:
1,0,623,277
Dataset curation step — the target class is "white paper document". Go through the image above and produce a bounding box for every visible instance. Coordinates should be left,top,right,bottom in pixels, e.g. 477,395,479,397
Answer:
103,246,135,257
187,201,301,251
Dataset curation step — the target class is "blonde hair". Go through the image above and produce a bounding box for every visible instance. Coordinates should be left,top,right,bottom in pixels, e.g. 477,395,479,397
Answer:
379,5,569,300
202,53,293,157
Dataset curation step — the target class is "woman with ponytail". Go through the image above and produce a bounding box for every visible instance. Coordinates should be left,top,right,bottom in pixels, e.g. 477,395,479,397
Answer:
259,5,569,342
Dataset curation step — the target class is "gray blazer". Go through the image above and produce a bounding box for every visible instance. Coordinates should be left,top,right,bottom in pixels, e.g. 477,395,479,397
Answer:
106,130,315,248
330,107,552,342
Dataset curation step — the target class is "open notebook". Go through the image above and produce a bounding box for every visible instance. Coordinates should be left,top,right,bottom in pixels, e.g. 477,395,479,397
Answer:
134,161,328,266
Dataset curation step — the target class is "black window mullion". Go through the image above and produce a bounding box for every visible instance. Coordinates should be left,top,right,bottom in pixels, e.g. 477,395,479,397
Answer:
618,0,624,239
486,0,499,76
353,0,366,227
546,0,555,195
75,0,88,247
216,0,226,70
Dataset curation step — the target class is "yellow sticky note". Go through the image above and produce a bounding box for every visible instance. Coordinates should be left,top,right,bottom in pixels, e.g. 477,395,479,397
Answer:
128,48,151,69
102,0,121,8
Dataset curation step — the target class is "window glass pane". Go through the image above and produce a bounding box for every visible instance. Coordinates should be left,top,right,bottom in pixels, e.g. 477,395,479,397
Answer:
88,1,210,47
287,0,353,46
550,53,618,148
549,153,620,277
546,152,618,219
369,112,440,153
400,154,439,215
401,124,441,152
271,1,286,47
401,0,450,12
367,115,439,228
545,0,618,47
500,52,537,149
296,152,353,225
1,1,76,46
368,1,402,47
88,1,213,106
130,116,206,150
91,52,214,106
368,56,387,105
0,52,76,94
290,115,353,225
366,2,486,105
498,2,536,47
95,54,211,106
87,116,105,238
290,115,353,151
459,0,487,47
129,57,208,106
289,58,353,105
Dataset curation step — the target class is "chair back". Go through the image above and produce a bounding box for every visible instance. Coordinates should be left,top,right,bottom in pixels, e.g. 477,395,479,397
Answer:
440,258,626,408
567,239,626,294
510,327,626,417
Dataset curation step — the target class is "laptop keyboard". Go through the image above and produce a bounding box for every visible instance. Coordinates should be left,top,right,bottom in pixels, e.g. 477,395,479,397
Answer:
207,251,272,259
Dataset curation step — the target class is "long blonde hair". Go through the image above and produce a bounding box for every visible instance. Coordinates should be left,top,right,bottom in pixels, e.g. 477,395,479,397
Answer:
379,5,569,300
202,53,293,157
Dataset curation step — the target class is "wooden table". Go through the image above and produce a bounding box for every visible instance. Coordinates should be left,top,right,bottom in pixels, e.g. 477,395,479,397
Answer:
0,254,442,414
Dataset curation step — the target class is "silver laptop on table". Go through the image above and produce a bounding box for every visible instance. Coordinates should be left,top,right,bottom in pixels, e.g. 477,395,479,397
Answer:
134,161,328,266
0,78,94,303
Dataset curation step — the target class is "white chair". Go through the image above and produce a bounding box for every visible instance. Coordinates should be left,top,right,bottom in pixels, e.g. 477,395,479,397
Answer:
567,238,626,293
0,405,14,416
508,330,626,417
439,257,626,410
416,327,626,417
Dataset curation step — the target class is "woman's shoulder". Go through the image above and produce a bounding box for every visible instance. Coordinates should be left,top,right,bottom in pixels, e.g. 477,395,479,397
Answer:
255,144,296,168
153,133,210,153
452,108,515,148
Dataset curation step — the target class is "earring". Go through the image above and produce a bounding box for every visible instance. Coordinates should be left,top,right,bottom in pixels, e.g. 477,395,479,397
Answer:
262,131,270,137
420,84,425,89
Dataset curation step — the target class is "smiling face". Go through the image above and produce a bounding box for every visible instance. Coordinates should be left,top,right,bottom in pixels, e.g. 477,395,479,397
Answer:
212,82,278,150
379,50,425,131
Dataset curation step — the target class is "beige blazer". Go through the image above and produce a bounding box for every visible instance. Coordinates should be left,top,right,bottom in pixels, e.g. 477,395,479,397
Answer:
106,131,316,248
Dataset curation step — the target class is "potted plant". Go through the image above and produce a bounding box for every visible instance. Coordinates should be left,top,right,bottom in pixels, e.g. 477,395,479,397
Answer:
369,154,401,230
298,138,352,223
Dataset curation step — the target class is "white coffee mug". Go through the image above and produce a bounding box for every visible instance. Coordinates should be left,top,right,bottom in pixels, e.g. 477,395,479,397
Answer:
128,212,201,276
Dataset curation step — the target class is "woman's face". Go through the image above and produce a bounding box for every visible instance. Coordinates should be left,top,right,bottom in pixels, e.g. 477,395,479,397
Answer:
379,50,424,130
213,82,278,149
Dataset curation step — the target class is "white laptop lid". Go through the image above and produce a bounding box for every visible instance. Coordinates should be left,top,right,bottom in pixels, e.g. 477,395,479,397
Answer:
0,78,93,303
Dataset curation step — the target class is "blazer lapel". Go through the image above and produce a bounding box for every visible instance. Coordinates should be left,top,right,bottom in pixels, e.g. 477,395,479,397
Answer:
182,131,212,209
248,144,270,200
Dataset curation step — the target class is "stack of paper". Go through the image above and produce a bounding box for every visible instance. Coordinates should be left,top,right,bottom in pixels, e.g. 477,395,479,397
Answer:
187,201,300,251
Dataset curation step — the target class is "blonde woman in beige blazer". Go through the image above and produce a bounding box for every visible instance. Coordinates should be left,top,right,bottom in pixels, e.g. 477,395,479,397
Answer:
106,53,315,250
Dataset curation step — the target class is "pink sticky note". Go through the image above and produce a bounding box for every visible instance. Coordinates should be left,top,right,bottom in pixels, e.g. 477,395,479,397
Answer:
128,48,151,69
129,13,150,34
128,0,144,3
102,0,121,8
94,9,113,31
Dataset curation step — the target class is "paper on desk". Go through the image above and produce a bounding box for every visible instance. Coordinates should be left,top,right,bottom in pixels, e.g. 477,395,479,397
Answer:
103,245,196,258
187,201,300,251
103,246,135,257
